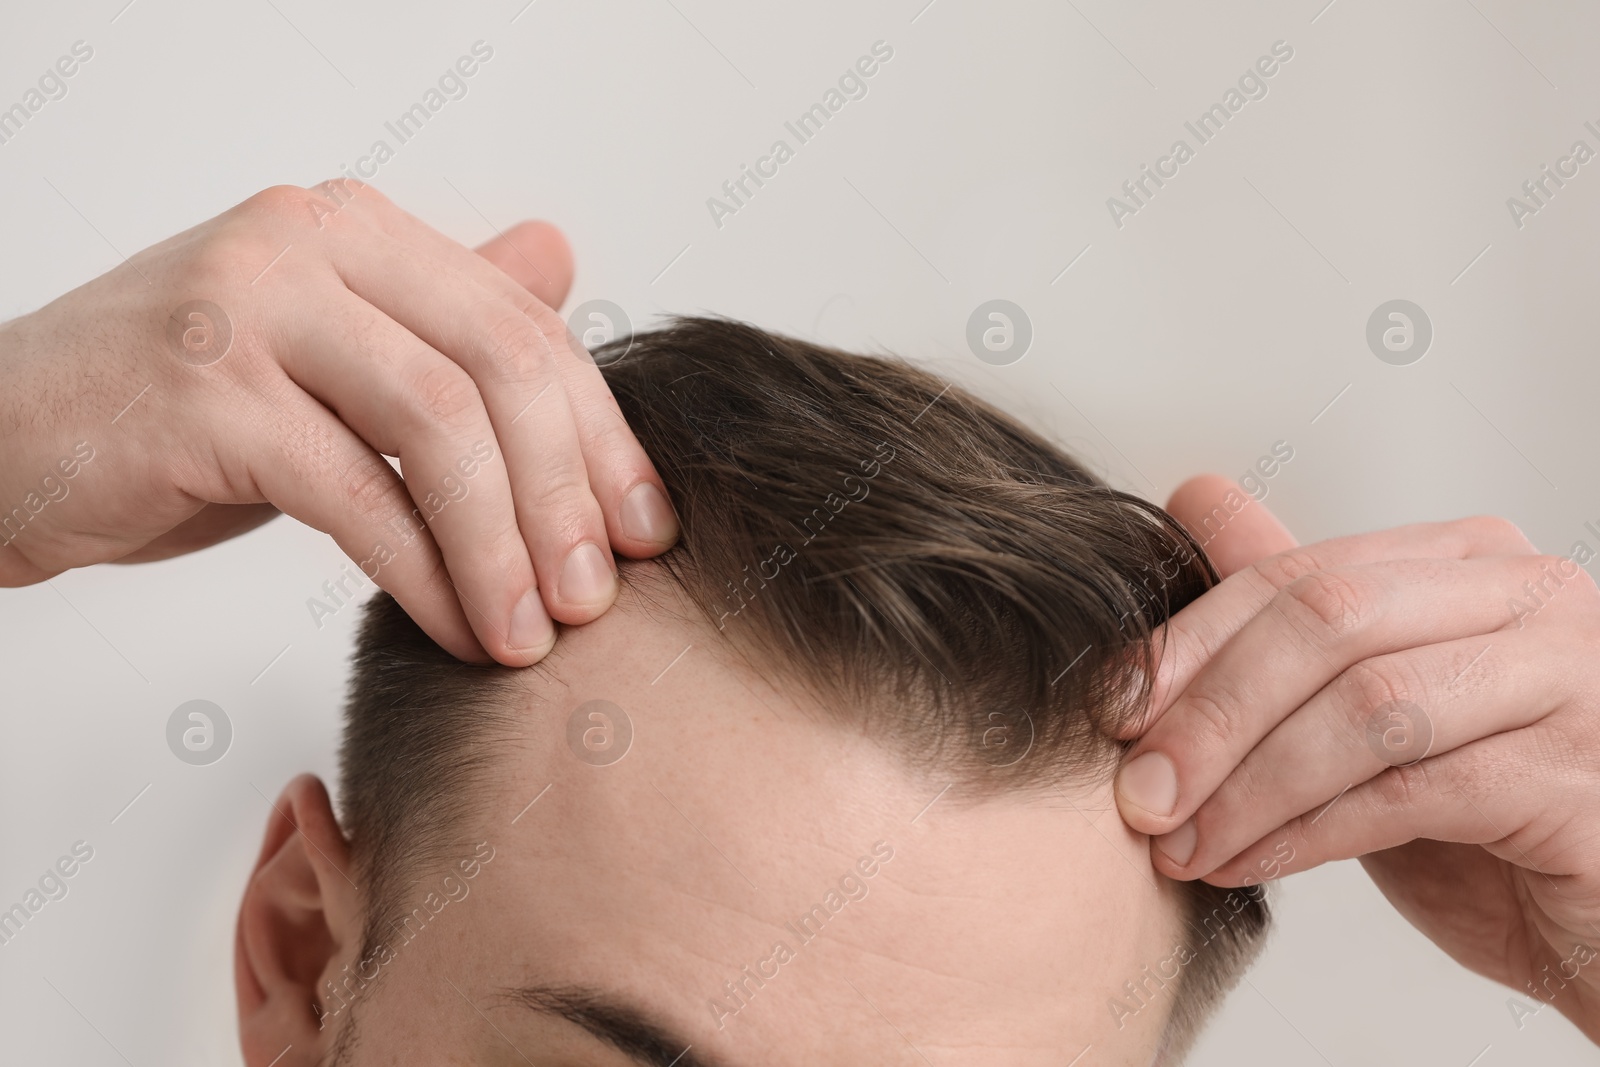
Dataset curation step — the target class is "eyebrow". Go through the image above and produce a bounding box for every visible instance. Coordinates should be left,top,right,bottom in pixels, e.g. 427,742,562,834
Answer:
498,984,733,1067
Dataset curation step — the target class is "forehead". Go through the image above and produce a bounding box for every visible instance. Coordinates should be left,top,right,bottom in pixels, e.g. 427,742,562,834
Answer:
450,584,1181,1065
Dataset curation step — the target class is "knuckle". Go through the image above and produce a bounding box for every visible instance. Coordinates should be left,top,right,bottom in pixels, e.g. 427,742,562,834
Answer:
1460,514,1534,553
1252,547,1327,591
409,363,483,426
237,180,378,236
522,467,597,529
340,456,399,517
311,176,372,201
1282,569,1368,638
1175,687,1241,755
179,225,286,293
339,312,400,372
303,179,367,223
480,309,551,382
1212,756,1269,823
240,184,321,224
483,539,535,581
1339,658,1411,730
1373,759,1435,809
568,388,635,449
518,298,567,338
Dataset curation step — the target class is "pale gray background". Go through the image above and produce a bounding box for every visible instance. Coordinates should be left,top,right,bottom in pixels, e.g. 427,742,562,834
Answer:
1,0,1596,1064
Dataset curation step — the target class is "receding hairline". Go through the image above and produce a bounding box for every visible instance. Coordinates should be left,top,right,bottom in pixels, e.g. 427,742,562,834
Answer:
331,314,1269,1060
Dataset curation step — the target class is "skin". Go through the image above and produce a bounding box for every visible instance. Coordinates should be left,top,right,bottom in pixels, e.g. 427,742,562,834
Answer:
1122,476,1600,1041
235,575,1193,1067
0,181,678,666
9,183,1599,1050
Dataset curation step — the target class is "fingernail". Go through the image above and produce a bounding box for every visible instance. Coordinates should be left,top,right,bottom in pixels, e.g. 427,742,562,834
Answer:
508,587,555,653
1156,819,1198,867
620,482,679,546
1117,751,1179,818
559,541,616,607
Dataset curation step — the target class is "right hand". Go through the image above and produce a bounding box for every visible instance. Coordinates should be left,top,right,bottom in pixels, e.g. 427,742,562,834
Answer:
0,180,679,665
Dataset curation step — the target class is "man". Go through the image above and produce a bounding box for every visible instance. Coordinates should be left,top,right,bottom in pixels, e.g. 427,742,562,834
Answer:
9,186,1600,1061
233,317,1268,1066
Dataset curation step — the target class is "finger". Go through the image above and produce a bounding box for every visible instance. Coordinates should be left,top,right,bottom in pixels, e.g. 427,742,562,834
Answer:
353,195,681,561
471,220,574,308
113,503,281,562
310,182,572,306
328,230,624,630
242,387,487,664
1355,841,1526,966
1203,727,1597,888
1117,552,1564,834
0,554,53,585
1165,474,1298,579
1122,516,1539,738
277,289,556,664
1156,626,1571,879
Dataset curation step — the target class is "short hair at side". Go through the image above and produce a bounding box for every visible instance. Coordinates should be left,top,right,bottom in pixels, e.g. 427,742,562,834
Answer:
335,316,1268,1062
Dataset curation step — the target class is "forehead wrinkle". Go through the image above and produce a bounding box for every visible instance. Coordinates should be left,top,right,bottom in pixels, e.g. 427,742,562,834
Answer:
451,565,1174,1059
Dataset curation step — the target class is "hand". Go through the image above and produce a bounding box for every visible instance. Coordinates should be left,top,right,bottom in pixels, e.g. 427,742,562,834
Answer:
1118,476,1600,1041
0,180,679,666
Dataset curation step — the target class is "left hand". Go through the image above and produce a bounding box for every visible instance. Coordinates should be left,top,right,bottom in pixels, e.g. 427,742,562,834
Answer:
1116,475,1600,1042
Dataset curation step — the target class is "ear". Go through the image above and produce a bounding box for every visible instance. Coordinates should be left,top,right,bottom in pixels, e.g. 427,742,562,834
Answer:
234,774,362,1067
473,219,574,310
1165,474,1298,578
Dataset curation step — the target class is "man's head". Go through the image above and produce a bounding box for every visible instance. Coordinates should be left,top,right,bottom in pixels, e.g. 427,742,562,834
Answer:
234,317,1269,1067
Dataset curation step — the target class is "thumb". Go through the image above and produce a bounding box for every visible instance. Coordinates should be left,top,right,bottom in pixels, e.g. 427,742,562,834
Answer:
1165,474,1298,578
473,220,574,310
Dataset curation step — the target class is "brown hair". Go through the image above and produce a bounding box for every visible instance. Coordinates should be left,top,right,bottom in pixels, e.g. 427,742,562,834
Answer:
336,315,1267,1060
